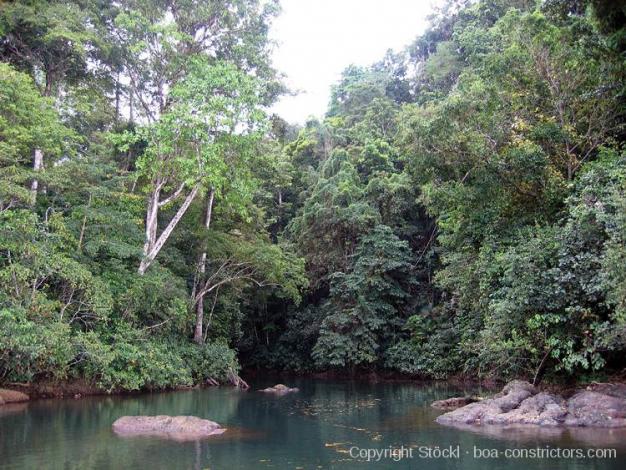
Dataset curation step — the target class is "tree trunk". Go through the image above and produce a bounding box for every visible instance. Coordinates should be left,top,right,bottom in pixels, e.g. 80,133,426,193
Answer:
204,287,219,344
138,184,199,275
115,72,121,125
142,188,160,263
129,90,134,123
193,292,205,344
532,347,553,386
77,193,93,251
193,188,215,344
30,148,44,204
30,71,54,204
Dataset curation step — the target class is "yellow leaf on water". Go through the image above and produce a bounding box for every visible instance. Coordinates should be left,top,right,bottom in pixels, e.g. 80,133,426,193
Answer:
324,442,347,447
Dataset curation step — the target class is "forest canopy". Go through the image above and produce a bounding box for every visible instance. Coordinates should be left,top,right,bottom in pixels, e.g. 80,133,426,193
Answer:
0,0,624,390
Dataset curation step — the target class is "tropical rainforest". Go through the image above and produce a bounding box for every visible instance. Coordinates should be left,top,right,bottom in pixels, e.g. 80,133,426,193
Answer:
0,0,624,392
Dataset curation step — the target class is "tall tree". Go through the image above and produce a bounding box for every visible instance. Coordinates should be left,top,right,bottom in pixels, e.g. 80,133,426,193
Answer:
110,0,279,274
0,0,104,202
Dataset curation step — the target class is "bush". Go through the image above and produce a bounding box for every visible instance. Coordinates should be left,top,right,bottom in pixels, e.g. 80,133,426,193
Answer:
0,308,74,382
385,315,462,379
75,324,239,392
76,326,191,392
185,341,239,383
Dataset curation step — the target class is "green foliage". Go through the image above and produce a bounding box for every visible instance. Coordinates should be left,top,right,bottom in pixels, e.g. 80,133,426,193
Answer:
117,268,188,331
0,308,74,382
0,0,298,392
0,0,624,388
245,0,625,382
0,64,74,208
385,1,625,381
76,326,238,392
0,0,103,93
184,341,240,384
312,226,415,368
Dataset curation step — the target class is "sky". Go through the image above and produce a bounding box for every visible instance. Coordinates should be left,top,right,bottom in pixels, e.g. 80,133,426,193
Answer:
269,0,440,124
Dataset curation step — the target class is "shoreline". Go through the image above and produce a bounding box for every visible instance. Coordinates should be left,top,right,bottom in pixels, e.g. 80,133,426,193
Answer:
4,369,624,403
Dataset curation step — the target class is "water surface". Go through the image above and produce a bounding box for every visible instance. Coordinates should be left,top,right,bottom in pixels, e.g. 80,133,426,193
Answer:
1,378,624,469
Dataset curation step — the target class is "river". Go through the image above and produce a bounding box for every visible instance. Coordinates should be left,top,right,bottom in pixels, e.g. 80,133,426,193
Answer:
1,379,624,469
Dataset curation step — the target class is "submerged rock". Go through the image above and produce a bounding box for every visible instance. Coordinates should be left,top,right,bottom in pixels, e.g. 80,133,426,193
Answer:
112,415,225,440
259,384,299,394
436,380,626,428
0,389,29,404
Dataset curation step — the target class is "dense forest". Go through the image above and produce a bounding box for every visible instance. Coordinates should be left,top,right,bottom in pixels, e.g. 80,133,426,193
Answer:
0,0,624,392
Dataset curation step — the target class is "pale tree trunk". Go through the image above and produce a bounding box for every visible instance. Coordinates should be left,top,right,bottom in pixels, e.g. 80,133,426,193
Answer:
30,148,44,204
77,193,93,252
138,184,200,275
142,188,160,262
114,72,120,126
129,90,134,123
203,286,220,343
193,188,215,344
30,73,54,204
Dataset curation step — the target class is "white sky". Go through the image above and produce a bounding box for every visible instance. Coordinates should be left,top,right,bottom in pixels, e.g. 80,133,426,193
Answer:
269,0,440,124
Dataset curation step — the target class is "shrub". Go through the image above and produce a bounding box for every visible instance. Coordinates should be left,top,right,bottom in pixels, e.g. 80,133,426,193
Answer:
0,308,74,382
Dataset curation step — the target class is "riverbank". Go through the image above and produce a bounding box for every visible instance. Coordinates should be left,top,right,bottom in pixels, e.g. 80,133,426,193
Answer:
243,367,626,396
3,368,625,403
0,379,198,401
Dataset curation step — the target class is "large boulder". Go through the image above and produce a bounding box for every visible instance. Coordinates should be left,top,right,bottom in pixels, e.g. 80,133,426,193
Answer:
436,380,626,428
436,381,537,425
0,389,29,404
112,415,225,440
259,384,299,394
486,392,567,426
564,391,626,427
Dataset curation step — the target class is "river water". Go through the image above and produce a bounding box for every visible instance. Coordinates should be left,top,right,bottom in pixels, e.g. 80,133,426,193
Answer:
1,379,625,469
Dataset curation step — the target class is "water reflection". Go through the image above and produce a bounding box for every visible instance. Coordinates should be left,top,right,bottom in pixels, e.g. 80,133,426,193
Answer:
0,403,27,418
442,422,626,448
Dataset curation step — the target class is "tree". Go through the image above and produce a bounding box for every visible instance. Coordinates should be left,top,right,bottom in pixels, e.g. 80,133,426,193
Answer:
108,0,279,274
130,59,267,274
0,0,298,390
395,2,625,380
287,150,379,291
190,232,305,344
0,0,105,201
0,63,73,209
312,225,415,369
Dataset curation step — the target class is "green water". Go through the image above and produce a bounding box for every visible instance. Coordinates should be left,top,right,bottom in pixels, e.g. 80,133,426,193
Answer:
1,379,625,469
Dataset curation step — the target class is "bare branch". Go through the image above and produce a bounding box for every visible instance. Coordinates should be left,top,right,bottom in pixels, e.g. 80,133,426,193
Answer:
158,181,186,207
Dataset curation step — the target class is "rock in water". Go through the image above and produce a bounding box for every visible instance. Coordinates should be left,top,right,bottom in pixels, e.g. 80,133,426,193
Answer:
435,380,626,428
565,391,626,427
259,384,299,394
112,415,225,440
0,389,29,404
